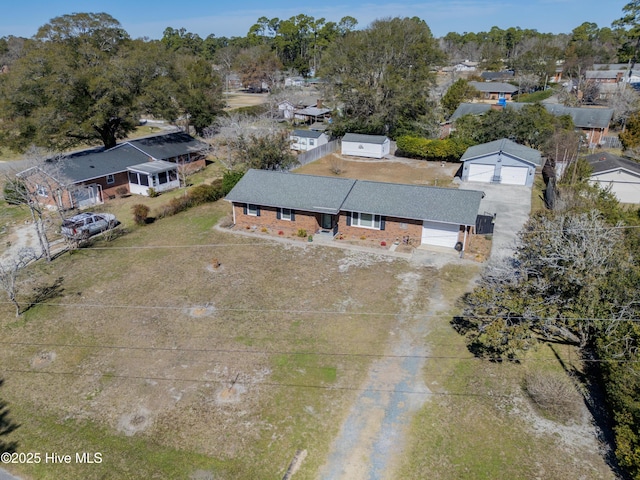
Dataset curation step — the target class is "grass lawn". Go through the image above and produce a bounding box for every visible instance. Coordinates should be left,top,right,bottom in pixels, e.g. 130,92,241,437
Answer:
0,158,613,479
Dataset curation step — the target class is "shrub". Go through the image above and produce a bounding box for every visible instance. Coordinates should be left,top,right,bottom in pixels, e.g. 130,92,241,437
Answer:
147,187,158,197
115,186,129,197
524,371,582,422
222,170,245,195
395,135,471,162
297,229,307,238
132,204,150,225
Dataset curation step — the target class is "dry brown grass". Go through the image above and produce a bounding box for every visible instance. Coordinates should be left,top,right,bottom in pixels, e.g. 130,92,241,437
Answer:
294,153,460,186
0,200,415,479
223,91,269,110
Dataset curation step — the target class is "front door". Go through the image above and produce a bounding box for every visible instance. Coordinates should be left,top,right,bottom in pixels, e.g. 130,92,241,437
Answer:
320,214,333,230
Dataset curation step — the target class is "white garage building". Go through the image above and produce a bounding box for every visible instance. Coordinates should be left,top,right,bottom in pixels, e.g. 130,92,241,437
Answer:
341,133,391,159
460,138,541,187
587,152,640,204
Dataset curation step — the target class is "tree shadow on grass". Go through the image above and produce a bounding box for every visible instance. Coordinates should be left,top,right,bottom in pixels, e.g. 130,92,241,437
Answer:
22,276,64,315
0,379,19,454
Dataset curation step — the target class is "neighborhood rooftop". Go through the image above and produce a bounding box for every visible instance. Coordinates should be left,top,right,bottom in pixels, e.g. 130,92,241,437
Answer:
460,138,542,166
585,152,640,175
291,129,324,139
450,102,614,128
127,131,209,159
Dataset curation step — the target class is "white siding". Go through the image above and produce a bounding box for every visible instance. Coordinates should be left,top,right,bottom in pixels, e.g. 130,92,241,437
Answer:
590,170,640,204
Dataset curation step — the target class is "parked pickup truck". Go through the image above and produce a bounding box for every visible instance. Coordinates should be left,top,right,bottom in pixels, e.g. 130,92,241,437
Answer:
61,212,118,239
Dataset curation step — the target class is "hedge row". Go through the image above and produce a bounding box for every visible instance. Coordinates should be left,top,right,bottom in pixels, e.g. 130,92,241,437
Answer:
395,136,471,163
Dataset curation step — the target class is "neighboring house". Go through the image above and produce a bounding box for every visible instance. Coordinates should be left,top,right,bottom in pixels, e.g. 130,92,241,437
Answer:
446,102,614,147
290,129,329,151
459,138,542,187
480,71,514,82
284,76,304,87
225,169,484,250
17,132,208,209
294,104,332,124
341,133,390,159
585,70,625,84
468,81,518,102
454,61,479,72
278,100,296,120
586,152,640,204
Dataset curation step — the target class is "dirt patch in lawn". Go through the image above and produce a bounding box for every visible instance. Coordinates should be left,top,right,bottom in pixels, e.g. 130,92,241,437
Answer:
294,153,460,186
223,91,269,110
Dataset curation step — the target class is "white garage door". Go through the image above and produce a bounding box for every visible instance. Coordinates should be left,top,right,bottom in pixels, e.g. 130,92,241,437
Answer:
422,221,460,248
501,166,529,185
467,164,495,183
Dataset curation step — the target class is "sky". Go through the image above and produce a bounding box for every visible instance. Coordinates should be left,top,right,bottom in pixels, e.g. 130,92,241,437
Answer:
0,0,630,40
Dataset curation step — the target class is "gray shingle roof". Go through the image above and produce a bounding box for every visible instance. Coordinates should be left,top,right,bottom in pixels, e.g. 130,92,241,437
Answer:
450,102,614,129
51,144,151,183
460,138,542,166
127,132,208,160
586,152,640,175
341,181,483,225
225,169,356,214
225,169,483,225
291,129,323,139
342,133,389,144
468,81,518,93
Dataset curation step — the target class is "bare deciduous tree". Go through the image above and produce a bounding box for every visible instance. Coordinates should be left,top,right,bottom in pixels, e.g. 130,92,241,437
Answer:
0,247,38,317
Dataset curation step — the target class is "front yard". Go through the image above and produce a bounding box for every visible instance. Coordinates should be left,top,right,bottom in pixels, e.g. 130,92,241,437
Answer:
0,158,615,479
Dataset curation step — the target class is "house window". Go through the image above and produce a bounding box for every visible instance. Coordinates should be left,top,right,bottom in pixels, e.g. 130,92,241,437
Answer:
351,212,382,229
280,208,293,221
36,184,48,197
247,204,259,216
139,174,149,187
128,172,139,185
168,170,178,182
106,174,115,185
158,171,168,185
309,139,315,146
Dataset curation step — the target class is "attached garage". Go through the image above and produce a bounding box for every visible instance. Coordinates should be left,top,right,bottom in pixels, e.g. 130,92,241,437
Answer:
467,164,495,183
500,166,529,185
460,138,541,187
421,220,460,247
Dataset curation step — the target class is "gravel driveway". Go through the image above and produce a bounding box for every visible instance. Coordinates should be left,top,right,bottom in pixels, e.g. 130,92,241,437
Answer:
458,183,533,262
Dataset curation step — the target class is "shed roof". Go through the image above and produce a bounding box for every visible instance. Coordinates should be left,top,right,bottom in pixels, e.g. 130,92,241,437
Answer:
291,129,324,139
586,152,640,175
468,81,518,93
342,133,389,144
341,180,482,225
460,138,542,166
225,169,356,214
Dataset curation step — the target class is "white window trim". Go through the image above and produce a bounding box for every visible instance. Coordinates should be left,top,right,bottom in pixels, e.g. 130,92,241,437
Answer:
247,204,258,216
351,212,381,230
106,174,115,185
280,208,292,221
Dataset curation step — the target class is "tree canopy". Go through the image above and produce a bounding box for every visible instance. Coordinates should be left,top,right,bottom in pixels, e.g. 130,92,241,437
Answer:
0,13,223,150
320,17,445,138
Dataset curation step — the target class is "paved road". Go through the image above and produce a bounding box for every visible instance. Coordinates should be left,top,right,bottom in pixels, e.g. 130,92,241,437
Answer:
0,467,21,480
458,182,533,262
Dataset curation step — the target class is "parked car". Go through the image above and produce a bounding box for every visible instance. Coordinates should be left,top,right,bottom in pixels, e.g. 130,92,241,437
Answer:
61,212,118,239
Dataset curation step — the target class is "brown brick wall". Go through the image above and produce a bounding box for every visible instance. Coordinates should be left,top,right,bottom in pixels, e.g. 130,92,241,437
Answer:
232,203,477,249
233,204,320,236
338,215,423,244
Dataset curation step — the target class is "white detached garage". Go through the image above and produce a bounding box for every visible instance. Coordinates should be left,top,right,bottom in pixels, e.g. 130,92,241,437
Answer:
460,138,541,187
341,133,390,159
